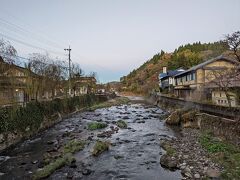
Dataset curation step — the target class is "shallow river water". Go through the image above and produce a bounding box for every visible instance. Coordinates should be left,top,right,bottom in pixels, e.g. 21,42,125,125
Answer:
0,102,181,180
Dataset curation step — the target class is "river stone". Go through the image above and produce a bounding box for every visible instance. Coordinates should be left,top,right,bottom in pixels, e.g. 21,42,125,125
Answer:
194,173,200,179
181,110,199,128
0,156,10,162
184,172,193,178
82,168,92,175
87,136,93,141
0,134,4,143
144,133,155,137
160,154,178,169
165,110,180,125
206,168,220,178
47,140,53,145
70,161,77,168
31,160,38,164
114,155,124,159
67,171,74,179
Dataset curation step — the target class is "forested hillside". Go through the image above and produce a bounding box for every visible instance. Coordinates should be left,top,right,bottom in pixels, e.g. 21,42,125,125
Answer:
120,41,230,94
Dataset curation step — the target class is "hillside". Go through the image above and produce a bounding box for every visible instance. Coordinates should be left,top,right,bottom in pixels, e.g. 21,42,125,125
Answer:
120,41,230,94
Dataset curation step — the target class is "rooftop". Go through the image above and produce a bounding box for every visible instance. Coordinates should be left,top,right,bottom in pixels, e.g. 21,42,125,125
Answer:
159,68,185,79
175,55,239,77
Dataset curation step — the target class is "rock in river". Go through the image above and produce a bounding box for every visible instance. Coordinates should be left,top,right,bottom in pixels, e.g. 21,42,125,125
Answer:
160,154,178,170
82,168,92,176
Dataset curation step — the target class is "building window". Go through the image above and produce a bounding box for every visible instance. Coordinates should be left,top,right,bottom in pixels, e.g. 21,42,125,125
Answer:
191,73,195,80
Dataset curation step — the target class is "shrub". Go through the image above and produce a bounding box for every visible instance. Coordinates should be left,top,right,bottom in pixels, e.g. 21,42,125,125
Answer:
0,108,11,133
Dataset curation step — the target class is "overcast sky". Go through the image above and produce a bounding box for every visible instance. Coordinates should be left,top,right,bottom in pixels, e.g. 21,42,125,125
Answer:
0,0,240,83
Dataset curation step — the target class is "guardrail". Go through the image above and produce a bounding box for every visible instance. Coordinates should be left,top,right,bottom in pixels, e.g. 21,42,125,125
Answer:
153,93,240,120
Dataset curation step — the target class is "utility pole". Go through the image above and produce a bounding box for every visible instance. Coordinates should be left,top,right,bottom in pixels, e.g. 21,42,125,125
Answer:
64,46,72,96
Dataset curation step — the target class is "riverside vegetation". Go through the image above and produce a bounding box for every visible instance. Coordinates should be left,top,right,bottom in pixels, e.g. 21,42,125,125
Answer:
0,94,104,150
87,122,108,130
116,120,128,129
33,140,86,179
199,131,240,179
92,141,110,156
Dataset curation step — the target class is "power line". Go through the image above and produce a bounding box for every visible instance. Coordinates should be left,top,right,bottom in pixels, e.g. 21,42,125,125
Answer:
0,32,66,56
0,9,66,49
0,52,69,70
0,19,64,51
0,16,90,68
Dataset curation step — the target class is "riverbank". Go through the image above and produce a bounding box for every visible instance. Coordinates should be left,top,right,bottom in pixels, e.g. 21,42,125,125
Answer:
157,106,240,179
160,128,223,179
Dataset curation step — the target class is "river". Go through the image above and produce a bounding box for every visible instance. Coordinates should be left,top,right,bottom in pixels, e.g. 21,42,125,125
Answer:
0,99,181,180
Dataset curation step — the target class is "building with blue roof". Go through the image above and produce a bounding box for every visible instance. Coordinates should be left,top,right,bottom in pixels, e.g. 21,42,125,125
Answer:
159,67,185,92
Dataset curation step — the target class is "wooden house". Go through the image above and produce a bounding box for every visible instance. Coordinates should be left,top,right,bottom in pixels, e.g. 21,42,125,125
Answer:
173,55,239,101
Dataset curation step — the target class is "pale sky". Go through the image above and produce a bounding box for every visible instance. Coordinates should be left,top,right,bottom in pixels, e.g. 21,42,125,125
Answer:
0,0,240,83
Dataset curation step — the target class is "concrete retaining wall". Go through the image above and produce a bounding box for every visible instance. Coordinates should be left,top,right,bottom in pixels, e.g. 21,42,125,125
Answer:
153,93,240,120
197,113,240,145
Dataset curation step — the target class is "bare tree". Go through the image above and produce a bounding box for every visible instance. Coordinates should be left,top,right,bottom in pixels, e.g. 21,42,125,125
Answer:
0,39,18,104
28,53,68,100
206,66,240,107
28,53,49,100
0,38,17,64
89,71,98,83
225,31,240,61
72,63,84,78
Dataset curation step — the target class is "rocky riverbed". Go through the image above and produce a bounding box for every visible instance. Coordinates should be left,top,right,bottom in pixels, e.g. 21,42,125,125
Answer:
160,128,223,179
0,100,182,180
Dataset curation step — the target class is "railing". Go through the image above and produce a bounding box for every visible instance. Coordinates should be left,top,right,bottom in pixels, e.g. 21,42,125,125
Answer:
153,93,240,120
